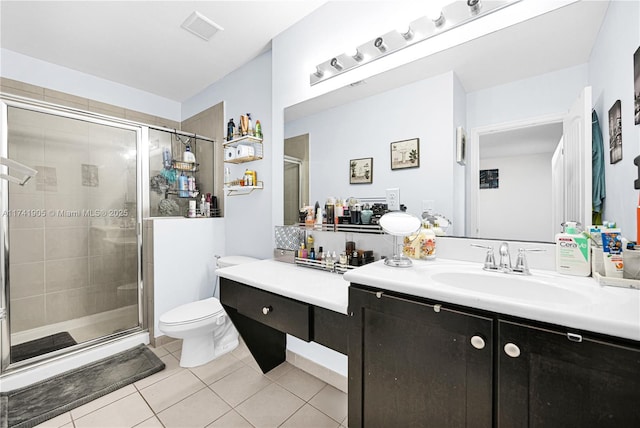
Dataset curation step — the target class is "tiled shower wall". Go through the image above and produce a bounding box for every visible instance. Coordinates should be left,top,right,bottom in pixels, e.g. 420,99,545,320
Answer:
7,107,140,333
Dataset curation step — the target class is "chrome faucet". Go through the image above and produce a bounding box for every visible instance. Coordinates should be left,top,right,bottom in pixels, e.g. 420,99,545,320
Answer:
472,243,545,275
498,242,512,272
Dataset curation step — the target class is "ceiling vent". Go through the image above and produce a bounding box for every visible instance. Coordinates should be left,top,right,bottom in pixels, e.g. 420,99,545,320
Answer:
181,11,223,41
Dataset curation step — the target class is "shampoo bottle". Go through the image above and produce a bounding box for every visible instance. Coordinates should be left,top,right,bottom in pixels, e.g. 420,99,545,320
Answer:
555,221,591,276
178,172,188,198
183,143,196,163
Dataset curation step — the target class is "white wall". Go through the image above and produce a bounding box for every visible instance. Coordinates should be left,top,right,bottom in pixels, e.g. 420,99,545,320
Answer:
466,63,589,131
182,52,273,259
0,49,181,121
152,217,226,338
479,152,553,242
589,0,640,240
285,71,455,223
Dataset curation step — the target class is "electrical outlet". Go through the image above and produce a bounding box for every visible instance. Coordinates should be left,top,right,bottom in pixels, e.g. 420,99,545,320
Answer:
386,188,400,211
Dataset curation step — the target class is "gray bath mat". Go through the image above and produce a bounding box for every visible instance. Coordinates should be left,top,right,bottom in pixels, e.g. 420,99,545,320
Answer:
11,332,77,363
0,344,165,428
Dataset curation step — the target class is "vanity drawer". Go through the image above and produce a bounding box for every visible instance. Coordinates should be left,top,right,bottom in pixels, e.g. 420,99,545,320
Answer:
236,284,311,341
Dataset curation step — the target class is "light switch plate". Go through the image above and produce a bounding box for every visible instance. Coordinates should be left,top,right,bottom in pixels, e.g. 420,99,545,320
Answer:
386,188,400,211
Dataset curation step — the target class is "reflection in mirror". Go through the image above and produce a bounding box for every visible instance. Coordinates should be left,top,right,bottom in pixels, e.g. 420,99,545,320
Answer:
284,134,309,225
283,1,615,243
476,122,563,242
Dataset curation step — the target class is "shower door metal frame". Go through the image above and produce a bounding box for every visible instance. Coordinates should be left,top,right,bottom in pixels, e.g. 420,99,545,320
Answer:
0,94,148,374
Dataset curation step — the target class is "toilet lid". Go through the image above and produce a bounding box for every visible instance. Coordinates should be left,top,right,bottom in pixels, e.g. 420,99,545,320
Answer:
160,297,225,325
217,256,259,268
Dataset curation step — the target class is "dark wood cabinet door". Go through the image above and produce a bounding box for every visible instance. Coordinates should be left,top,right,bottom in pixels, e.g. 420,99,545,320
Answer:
498,320,640,428
349,285,493,428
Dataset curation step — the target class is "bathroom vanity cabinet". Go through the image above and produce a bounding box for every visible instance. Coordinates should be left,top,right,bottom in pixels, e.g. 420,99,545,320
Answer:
348,283,640,428
220,278,347,373
497,319,640,427
348,285,493,428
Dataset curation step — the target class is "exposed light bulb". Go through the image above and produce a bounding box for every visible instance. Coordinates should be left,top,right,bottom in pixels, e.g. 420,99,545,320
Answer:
348,48,364,62
313,66,324,78
374,37,387,53
467,0,482,15
432,12,446,28
330,57,344,71
397,25,415,41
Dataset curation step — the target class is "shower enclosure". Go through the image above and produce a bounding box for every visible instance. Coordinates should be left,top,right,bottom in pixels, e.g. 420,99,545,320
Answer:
0,96,144,373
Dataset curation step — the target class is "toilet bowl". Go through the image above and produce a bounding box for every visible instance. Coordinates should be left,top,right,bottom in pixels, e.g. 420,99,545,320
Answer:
158,255,259,367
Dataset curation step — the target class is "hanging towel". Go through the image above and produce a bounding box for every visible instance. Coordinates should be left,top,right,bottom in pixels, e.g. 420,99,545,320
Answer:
592,110,606,223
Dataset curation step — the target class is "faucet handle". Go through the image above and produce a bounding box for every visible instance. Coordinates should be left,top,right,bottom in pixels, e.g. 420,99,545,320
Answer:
471,244,498,270
513,248,545,275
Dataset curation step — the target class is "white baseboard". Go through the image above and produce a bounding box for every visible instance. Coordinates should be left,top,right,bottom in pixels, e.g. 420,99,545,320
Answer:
286,349,348,393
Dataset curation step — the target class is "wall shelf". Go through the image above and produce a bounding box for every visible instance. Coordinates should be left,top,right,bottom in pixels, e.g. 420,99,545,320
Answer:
223,135,263,163
225,181,264,196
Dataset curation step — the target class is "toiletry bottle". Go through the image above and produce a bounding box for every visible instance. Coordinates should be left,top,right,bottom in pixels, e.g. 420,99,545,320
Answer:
299,243,307,259
601,229,624,278
255,120,262,138
307,234,314,252
326,251,335,270
183,143,196,163
224,167,231,184
204,193,211,217
200,195,206,217
178,172,188,197
309,247,315,260
420,221,437,259
188,176,196,196
247,113,253,136
317,246,324,262
555,221,591,276
162,147,171,169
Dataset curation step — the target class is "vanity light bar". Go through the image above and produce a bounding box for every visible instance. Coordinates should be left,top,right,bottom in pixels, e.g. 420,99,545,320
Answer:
310,0,520,86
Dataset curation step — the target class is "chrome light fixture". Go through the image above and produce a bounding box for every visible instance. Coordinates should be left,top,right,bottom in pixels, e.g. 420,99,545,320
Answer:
310,0,520,85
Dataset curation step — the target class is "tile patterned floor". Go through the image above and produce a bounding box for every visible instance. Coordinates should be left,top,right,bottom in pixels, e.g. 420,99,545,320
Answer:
34,340,348,428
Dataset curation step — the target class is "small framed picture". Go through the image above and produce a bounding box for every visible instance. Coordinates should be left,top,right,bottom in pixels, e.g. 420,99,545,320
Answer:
608,100,622,164
350,157,373,184
390,138,420,170
456,126,466,165
480,169,499,189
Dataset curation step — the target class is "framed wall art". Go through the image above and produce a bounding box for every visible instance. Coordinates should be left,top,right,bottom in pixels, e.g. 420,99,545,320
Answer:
609,99,622,164
456,126,466,165
350,157,373,184
390,138,419,170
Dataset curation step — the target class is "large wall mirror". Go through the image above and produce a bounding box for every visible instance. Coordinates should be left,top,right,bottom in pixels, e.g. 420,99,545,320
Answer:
283,1,613,243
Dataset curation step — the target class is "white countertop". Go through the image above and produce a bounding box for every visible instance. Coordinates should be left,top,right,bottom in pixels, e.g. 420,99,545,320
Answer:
217,259,349,314
344,258,640,342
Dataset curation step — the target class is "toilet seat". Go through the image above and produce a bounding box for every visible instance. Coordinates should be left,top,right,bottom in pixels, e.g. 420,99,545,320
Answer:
159,297,225,326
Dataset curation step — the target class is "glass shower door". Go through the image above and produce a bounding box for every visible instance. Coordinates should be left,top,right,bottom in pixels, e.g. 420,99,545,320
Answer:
1,103,142,369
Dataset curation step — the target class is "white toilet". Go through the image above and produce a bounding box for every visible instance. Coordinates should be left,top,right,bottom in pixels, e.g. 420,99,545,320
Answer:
158,255,259,367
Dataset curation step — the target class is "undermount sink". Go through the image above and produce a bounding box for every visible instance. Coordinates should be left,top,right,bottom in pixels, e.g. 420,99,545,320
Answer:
429,270,593,306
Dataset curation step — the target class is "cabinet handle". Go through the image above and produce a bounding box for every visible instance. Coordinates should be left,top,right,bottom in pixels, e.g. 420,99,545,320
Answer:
262,306,272,315
567,332,583,343
470,335,486,350
504,343,521,358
